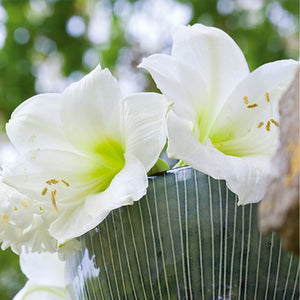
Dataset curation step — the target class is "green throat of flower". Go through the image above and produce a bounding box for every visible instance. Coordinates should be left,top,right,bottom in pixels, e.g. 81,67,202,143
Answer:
198,93,279,158
91,139,126,193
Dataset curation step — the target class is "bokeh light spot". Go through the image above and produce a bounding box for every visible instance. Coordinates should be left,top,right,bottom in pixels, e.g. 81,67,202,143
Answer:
14,27,30,45
66,16,86,38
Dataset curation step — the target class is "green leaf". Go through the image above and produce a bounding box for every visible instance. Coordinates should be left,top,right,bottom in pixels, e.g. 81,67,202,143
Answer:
147,158,170,176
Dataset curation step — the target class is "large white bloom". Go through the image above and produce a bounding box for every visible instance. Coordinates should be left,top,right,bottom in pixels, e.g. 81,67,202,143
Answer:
13,251,66,300
140,24,299,204
2,65,170,244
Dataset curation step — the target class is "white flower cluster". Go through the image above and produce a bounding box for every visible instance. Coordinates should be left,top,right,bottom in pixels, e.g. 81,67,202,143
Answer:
0,182,57,254
0,24,298,262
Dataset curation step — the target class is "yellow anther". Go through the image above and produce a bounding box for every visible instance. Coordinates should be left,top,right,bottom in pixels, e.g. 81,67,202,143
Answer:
257,122,264,128
21,201,28,208
61,179,70,187
266,120,271,131
265,92,270,102
46,179,59,185
2,214,9,221
51,190,59,213
247,103,258,109
270,118,279,127
243,96,249,105
42,187,48,196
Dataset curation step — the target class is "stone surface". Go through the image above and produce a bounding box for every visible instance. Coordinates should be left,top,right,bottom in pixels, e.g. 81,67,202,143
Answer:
259,68,299,255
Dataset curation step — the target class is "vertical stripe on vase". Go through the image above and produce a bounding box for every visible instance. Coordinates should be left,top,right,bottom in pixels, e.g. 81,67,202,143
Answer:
163,173,181,298
184,169,193,299
238,206,245,299
97,223,114,299
111,213,127,300
272,239,282,300
104,219,121,300
137,200,155,299
194,170,205,300
218,180,224,299
126,207,147,298
282,254,294,300
208,176,215,299
223,187,229,300
152,178,171,299
264,233,274,300
118,209,138,299
145,191,163,299
229,195,238,299
254,231,262,300
291,261,300,299
174,172,188,300
243,204,253,300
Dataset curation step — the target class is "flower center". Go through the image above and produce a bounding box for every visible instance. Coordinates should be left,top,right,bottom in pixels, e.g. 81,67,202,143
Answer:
90,139,126,192
207,92,279,157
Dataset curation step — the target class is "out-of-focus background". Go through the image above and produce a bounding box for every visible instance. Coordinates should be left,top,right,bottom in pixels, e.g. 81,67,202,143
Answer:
0,0,298,298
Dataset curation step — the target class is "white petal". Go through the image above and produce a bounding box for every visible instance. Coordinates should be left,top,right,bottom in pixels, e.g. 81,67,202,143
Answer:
139,54,207,122
171,24,250,135
2,150,101,207
209,60,299,156
167,111,269,204
61,66,124,152
50,154,147,244
172,24,249,100
6,94,75,154
123,92,171,172
13,281,66,300
20,252,65,287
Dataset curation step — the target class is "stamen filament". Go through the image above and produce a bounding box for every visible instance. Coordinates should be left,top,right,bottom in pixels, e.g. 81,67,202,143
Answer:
51,190,59,213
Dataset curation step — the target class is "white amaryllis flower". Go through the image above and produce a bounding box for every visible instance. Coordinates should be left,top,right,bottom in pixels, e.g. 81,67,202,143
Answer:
140,24,299,204
2,65,170,244
13,251,66,300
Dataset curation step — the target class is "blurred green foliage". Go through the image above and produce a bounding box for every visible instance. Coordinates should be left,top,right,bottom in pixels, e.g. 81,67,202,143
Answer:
0,0,298,298
0,248,26,300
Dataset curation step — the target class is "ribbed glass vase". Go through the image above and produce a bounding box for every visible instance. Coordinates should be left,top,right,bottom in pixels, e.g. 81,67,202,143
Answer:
66,167,299,299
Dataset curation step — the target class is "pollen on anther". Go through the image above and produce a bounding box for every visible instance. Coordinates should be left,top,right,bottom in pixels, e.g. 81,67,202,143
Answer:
243,96,249,105
266,120,271,131
61,179,70,187
257,122,264,128
270,118,279,127
46,179,59,185
247,103,258,109
42,187,48,196
265,92,270,102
